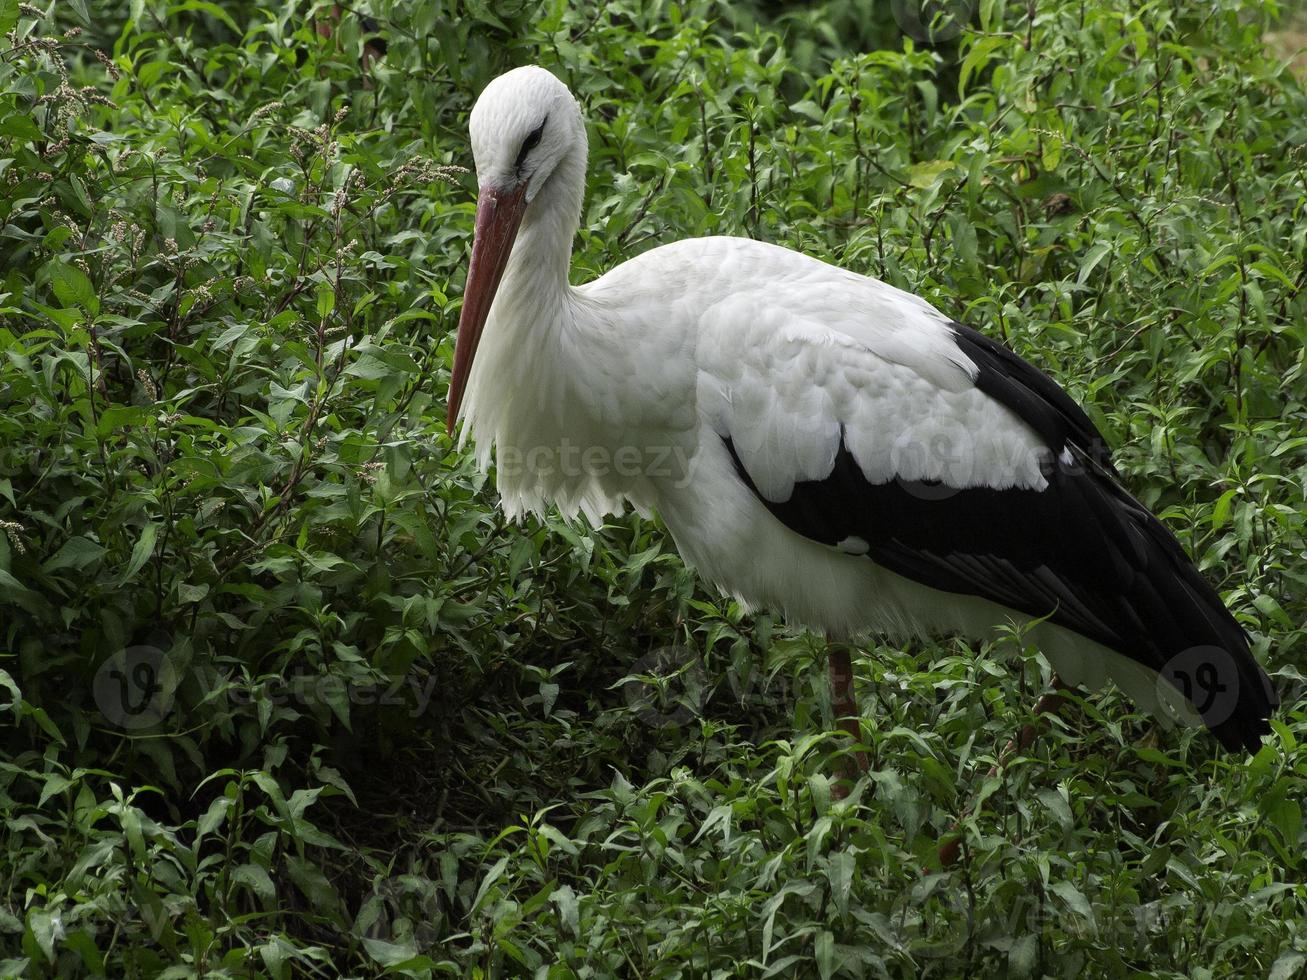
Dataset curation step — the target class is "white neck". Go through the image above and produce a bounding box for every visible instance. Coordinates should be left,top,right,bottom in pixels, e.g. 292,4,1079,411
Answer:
508,144,586,296
459,140,657,522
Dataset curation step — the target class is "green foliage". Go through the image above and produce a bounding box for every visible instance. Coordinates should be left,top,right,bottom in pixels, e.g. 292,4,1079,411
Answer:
0,0,1305,975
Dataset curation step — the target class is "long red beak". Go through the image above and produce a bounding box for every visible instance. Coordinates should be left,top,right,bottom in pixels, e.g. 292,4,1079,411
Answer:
447,183,529,435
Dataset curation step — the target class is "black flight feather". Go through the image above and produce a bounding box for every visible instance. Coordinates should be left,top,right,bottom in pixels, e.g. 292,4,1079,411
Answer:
722,326,1276,752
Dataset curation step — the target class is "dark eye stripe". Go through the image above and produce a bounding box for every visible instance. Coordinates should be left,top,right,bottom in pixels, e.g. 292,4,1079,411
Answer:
514,116,548,171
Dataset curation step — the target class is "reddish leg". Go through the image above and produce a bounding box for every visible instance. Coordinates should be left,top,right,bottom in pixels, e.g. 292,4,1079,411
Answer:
829,647,870,794
938,675,1076,866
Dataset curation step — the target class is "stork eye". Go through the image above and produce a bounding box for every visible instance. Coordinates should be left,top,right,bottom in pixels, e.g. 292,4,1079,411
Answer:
514,116,548,171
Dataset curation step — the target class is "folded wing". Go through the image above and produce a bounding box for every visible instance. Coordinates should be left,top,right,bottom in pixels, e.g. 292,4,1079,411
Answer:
695,292,1276,752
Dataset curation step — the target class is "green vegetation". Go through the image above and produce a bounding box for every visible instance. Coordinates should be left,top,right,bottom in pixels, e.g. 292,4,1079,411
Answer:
0,0,1304,975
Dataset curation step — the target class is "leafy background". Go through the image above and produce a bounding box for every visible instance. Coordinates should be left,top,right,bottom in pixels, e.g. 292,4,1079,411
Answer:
1,0,1305,975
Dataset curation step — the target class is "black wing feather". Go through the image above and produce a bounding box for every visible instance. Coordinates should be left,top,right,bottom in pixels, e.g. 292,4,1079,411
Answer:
951,322,1116,472
724,327,1276,752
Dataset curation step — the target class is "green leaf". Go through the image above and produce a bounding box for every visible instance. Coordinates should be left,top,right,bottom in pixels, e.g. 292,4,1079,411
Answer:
693,803,733,845
166,0,239,33
1267,794,1302,848
1271,951,1307,980
0,670,20,713
1077,241,1113,285
286,855,339,912
44,536,105,573
26,908,59,964
0,567,48,614
470,856,509,915
231,864,276,906
0,111,42,142
907,159,956,188
1210,487,1239,530
960,35,1004,95
361,937,420,968
550,884,578,937
315,282,335,319
177,582,209,603
119,523,159,584
196,795,232,839
46,261,98,315
1050,880,1094,921
537,680,558,716
38,773,73,808
1009,934,1038,977
1252,593,1293,629
825,850,854,919
463,0,509,31
212,321,250,348
814,930,835,980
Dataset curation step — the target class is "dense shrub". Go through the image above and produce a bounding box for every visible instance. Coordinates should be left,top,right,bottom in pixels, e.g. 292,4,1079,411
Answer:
0,0,1304,975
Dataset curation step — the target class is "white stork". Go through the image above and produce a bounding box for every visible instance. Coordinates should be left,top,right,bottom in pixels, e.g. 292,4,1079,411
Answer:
445,65,1277,773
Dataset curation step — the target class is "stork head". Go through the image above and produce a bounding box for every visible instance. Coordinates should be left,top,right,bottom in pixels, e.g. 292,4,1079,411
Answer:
468,65,582,202
448,65,584,434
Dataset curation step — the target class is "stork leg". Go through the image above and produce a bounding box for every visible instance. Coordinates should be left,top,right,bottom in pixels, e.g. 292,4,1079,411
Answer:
938,674,1077,866
828,646,870,794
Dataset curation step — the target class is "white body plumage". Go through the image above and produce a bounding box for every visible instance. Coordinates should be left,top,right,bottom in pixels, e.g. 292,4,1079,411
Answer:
462,227,1162,705
448,65,1275,752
